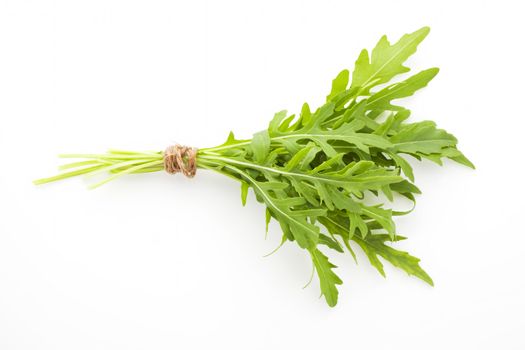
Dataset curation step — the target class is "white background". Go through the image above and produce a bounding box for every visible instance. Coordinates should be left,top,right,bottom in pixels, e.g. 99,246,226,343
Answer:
1,1,524,349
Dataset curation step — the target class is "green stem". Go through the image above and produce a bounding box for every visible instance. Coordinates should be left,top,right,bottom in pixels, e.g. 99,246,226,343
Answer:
33,165,107,185
89,160,164,189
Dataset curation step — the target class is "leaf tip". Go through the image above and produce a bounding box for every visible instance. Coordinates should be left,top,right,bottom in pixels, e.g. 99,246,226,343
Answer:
419,271,434,287
240,182,249,206
428,67,440,76
417,26,431,36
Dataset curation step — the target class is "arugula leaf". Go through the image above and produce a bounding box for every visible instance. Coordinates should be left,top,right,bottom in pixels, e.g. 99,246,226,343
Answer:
353,234,433,286
251,130,270,163
310,248,342,307
367,68,439,111
351,27,430,94
390,121,457,154
327,69,350,102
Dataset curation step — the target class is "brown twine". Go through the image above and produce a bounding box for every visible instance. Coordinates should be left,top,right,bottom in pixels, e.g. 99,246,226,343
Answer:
163,145,198,178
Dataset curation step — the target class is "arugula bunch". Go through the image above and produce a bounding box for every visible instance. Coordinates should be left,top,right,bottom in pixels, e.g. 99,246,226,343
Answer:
35,27,473,306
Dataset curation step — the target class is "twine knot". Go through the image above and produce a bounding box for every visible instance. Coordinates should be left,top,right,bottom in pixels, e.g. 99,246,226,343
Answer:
163,145,197,178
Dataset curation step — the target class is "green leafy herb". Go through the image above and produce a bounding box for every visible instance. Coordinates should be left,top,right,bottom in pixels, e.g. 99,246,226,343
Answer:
35,27,473,307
